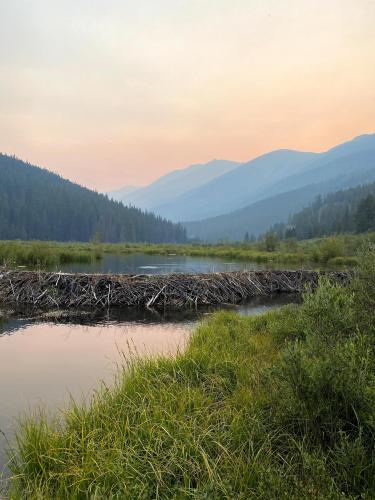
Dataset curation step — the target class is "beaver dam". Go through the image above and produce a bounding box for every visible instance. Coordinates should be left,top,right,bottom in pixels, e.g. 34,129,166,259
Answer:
0,269,351,309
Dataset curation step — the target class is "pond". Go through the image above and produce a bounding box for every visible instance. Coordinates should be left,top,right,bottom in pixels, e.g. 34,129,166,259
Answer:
0,295,297,481
54,252,302,274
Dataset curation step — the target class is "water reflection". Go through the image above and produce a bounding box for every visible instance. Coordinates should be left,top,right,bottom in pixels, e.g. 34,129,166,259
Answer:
54,253,304,275
0,295,299,480
0,317,192,481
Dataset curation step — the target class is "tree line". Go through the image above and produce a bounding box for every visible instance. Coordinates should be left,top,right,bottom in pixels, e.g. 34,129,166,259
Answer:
260,182,375,241
0,154,187,243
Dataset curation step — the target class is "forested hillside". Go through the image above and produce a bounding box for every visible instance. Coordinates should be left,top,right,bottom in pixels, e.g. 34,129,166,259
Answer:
270,182,375,239
0,154,186,243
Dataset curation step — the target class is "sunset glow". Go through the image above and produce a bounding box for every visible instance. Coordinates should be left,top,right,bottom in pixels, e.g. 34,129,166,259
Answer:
1,0,374,190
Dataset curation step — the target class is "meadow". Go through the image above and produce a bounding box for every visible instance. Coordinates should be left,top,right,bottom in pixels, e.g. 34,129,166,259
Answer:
6,246,375,498
1,232,373,270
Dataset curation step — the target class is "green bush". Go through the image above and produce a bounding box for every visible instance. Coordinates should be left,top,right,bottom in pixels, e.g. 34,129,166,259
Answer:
259,232,279,252
262,261,375,496
312,237,345,264
297,278,355,342
328,255,358,267
352,242,375,334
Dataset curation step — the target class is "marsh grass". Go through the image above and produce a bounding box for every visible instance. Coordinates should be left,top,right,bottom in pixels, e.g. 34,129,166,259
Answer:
93,234,370,267
100,233,373,268
1,232,373,271
0,241,102,269
6,247,375,498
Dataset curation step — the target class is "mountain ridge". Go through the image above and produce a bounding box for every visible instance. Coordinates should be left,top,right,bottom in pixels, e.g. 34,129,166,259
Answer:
183,146,375,241
155,134,375,222
110,159,240,210
154,150,318,221
109,133,375,225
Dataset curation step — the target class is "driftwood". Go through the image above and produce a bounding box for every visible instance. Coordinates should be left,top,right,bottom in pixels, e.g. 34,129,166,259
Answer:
0,270,350,310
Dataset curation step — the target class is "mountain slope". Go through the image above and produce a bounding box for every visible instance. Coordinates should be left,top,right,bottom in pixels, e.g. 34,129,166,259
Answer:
154,150,318,221
109,185,139,202
184,151,375,241
150,133,375,223
109,159,240,210
0,154,186,243
262,133,375,200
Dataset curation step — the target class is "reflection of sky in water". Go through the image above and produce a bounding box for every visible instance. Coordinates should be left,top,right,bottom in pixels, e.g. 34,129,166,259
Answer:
0,321,191,428
51,253,306,275
0,295,298,477
0,318,192,478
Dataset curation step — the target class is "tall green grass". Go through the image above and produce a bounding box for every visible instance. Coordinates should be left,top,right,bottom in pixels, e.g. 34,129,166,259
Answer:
6,247,375,498
0,241,102,269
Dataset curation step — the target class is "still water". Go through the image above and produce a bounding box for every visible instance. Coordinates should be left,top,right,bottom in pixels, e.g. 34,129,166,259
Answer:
0,295,296,478
55,253,289,274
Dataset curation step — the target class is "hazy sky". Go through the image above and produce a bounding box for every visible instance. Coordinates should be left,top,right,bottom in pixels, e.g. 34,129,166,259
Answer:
1,0,374,190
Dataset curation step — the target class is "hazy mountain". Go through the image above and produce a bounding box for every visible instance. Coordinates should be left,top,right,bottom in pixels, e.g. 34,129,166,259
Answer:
109,185,139,202
184,149,375,242
0,154,186,243
109,159,240,210
150,133,375,223
260,133,375,200
154,150,318,221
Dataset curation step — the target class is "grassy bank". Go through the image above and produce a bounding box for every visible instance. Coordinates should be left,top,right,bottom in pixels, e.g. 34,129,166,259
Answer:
1,233,374,269
0,241,102,268
98,233,369,266
7,247,375,498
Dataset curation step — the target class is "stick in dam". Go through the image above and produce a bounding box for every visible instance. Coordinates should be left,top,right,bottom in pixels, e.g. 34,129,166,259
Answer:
0,270,350,309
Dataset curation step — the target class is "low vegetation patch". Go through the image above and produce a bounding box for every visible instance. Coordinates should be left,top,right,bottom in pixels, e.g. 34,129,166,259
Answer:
0,241,102,269
6,247,375,498
91,233,370,267
1,233,373,270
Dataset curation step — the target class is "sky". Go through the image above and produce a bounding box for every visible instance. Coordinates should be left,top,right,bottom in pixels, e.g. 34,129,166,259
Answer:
0,0,374,191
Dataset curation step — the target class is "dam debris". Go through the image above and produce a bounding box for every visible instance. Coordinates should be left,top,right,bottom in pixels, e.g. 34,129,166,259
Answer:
0,270,350,309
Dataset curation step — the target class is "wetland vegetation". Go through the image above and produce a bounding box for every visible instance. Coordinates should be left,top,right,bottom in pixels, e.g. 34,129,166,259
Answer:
6,247,375,498
0,232,373,271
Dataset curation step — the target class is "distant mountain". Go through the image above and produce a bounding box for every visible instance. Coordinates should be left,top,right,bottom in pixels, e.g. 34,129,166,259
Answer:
260,134,375,200
126,133,375,224
109,185,139,202
109,159,240,210
155,150,318,221
184,146,375,241
0,154,186,243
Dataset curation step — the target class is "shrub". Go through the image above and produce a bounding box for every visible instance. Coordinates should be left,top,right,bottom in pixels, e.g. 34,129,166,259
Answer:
258,232,279,252
351,242,375,336
263,268,375,495
314,237,344,264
